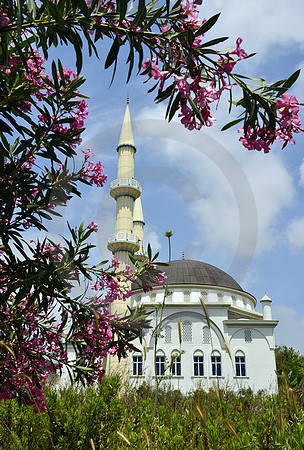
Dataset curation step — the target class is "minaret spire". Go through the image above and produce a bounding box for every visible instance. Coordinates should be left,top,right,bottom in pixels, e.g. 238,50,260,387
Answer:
108,100,142,266
118,97,134,148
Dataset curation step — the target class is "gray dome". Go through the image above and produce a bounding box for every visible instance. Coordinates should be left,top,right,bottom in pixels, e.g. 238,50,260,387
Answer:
144,259,243,292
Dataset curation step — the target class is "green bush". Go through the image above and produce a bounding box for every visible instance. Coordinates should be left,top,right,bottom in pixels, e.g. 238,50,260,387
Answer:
1,373,304,449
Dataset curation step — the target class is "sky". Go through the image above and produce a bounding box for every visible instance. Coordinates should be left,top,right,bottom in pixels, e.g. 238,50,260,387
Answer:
43,0,304,352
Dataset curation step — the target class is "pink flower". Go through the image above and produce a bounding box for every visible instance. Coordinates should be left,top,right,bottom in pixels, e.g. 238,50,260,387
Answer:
173,74,190,98
218,57,237,74
82,148,95,159
276,93,299,117
230,38,248,59
194,84,218,108
161,24,171,32
142,59,169,89
88,221,98,232
182,0,199,23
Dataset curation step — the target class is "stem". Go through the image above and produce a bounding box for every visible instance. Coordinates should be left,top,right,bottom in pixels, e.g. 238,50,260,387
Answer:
153,232,172,413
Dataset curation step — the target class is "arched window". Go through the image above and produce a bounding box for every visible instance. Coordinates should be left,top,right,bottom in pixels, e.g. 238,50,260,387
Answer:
132,354,143,376
235,351,246,377
217,293,224,302
182,321,192,342
164,325,172,343
166,292,173,302
244,329,252,343
201,291,208,303
211,350,221,376
156,351,165,376
202,326,211,344
171,351,181,376
231,295,237,306
193,350,204,376
183,290,191,302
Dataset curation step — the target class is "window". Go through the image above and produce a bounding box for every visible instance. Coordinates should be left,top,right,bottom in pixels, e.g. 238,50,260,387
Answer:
151,293,156,302
231,295,237,306
164,325,172,343
133,355,143,376
184,290,191,302
193,351,204,376
171,352,181,376
211,351,221,376
166,292,173,302
217,293,224,302
244,329,252,343
201,291,208,303
235,351,246,377
156,352,165,376
202,326,211,344
182,321,192,342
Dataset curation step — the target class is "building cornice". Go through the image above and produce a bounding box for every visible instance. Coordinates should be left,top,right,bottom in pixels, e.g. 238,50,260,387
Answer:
132,283,257,307
223,320,279,328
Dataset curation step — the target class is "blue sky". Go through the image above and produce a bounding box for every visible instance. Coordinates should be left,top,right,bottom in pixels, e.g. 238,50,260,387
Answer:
43,0,304,352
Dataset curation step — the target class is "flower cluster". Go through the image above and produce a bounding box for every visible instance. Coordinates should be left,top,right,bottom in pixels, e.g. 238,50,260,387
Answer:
0,298,67,412
238,93,303,153
81,160,107,187
139,0,302,151
141,0,248,133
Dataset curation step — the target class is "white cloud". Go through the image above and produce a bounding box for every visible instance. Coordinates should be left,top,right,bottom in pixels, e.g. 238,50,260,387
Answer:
274,305,304,353
135,106,294,265
286,216,304,248
202,0,304,68
144,227,161,253
299,158,304,185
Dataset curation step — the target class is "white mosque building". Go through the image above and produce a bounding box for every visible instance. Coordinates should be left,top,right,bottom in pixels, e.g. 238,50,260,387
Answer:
107,100,278,394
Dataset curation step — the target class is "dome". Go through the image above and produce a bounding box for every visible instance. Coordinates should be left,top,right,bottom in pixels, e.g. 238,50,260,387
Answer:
138,259,243,292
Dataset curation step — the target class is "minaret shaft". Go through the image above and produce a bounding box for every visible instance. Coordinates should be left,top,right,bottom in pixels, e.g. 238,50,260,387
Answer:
117,146,135,178
116,195,133,234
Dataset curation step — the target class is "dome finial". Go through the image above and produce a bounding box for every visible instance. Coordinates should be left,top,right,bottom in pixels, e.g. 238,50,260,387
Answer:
126,95,129,105
182,251,184,260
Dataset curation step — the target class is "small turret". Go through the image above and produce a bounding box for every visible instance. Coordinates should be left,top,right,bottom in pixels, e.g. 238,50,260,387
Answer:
260,293,272,320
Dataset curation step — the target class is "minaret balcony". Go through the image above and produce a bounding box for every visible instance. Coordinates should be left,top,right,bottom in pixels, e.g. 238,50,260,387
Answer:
108,232,140,254
110,178,141,200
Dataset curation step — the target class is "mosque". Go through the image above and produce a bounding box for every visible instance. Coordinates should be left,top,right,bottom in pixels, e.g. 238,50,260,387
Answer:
106,100,278,393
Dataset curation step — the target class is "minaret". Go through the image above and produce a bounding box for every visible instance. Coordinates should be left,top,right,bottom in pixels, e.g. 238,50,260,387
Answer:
107,99,144,379
108,98,142,267
133,196,145,260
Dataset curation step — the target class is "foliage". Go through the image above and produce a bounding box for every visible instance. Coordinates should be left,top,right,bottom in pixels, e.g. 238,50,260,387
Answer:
1,376,304,449
276,346,304,402
0,0,165,410
1,0,303,153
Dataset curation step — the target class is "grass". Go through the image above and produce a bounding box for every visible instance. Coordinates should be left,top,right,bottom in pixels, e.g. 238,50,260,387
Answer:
1,372,304,449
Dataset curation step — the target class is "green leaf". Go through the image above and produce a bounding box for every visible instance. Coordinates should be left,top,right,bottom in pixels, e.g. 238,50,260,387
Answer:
118,0,128,22
167,91,181,122
105,36,120,69
27,0,37,18
200,36,228,48
195,13,221,37
221,118,243,131
188,97,204,125
133,0,147,27
280,69,301,93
